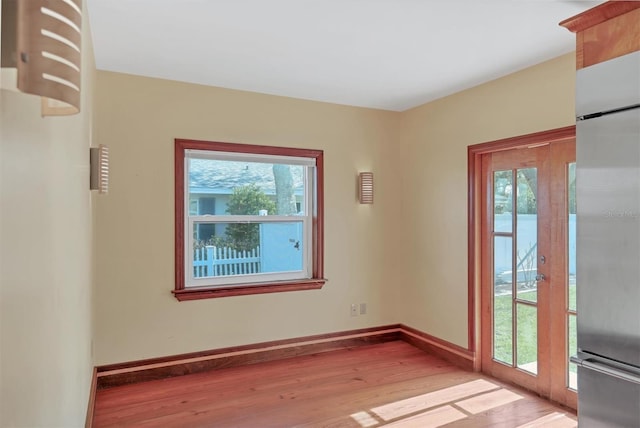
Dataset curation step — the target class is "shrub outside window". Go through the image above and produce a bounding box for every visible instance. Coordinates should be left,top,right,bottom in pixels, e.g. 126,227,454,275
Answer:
174,139,325,300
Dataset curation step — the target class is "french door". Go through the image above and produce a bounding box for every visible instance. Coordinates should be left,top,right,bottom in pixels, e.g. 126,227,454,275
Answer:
480,138,577,408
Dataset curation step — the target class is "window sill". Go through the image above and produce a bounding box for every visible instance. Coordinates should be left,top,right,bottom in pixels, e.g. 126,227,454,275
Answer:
172,278,327,301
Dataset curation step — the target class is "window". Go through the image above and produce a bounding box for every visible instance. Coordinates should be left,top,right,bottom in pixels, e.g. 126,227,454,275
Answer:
173,139,325,300
192,197,216,240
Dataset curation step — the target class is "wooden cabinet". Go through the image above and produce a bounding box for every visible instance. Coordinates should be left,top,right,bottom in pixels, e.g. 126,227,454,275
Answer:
560,1,640,69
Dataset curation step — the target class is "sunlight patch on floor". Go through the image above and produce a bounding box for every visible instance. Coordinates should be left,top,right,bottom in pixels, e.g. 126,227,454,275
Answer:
350,411,379,427
382,405,467,428
455,388,523,414
371,379,499,420
350,379,575,428
516,411,578,428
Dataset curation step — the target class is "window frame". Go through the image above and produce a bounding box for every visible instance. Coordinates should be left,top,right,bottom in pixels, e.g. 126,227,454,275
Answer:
173,139,325,301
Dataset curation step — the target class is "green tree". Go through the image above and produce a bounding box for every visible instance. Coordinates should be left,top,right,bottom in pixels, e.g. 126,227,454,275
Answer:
225,184,276,251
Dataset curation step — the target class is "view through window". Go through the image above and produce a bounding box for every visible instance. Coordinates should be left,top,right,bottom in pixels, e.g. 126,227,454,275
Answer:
174,140,325,300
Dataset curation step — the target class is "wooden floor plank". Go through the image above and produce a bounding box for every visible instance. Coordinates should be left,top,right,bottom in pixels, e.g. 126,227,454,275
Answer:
383,405,468,428
93,341,576,427
455,388,523,414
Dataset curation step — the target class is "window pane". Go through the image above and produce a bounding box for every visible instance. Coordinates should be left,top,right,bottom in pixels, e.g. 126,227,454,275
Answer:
494,170,513,233
192,221,304,279
516,168,537,303
494,235,512,291
188,158,306,216
517,303,537,375
568,314,578,390
568,162,577,311
494,236,513,365
189,199,199,215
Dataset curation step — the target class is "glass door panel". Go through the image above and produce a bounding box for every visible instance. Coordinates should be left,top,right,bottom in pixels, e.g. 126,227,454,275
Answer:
494,170,513,233
568,314,578,390
517,303,538,374
492,167,539,375
567,162,578,390
516,168,538,304
493,235,513,366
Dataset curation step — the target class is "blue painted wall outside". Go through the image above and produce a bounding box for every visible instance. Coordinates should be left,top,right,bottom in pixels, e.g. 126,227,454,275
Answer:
260,222,304,273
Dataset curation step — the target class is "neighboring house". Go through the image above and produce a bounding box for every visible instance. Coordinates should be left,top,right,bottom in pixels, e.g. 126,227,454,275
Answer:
188,159,304,240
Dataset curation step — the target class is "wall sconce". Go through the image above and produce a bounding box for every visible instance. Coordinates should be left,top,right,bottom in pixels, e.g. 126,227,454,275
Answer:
90,145,109,194
358,172,374,204
1,0,82,116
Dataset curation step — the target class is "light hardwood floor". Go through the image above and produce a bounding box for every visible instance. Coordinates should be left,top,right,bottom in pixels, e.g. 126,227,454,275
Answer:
93,341,576,427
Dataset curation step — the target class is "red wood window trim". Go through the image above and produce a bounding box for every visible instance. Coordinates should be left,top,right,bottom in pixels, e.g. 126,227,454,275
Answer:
173,139,325,301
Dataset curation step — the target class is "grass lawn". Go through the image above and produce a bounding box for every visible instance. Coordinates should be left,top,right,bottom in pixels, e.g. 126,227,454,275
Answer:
493,284,577,374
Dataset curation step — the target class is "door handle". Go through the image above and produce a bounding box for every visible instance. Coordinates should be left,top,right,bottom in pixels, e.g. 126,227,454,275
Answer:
535,274,545,282
571,355,640,385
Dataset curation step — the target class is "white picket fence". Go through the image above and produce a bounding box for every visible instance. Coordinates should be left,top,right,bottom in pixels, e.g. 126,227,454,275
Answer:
193,246,261,277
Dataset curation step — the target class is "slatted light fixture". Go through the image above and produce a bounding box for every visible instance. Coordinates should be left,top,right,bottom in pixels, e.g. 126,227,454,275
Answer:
90,145,109,194
358,172,374,204
16,0,82,116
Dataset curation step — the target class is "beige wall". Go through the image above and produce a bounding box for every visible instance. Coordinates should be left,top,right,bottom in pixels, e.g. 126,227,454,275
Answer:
93,52,576,365
389,53,577,348
93,72,400,364
0,3,96,427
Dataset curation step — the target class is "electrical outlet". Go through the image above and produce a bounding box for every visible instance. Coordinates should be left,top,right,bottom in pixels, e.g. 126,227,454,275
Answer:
360,303,367,315
350,303,358,317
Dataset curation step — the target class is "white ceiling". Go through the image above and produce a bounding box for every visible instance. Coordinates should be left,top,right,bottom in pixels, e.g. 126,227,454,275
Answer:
86,0,599,112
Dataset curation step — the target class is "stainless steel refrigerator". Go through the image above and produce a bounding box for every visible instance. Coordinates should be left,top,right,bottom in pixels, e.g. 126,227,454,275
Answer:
571,50,640,427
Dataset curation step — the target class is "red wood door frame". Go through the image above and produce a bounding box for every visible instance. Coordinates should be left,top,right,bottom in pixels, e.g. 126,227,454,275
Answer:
468,126,576,408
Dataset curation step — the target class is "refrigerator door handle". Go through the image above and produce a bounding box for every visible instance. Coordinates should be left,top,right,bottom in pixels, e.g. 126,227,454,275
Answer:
571,355,640,385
